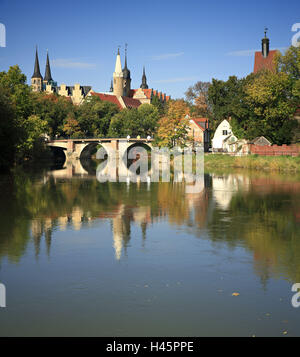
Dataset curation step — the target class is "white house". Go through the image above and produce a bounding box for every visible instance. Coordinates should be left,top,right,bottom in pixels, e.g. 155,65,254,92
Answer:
212,119,237,152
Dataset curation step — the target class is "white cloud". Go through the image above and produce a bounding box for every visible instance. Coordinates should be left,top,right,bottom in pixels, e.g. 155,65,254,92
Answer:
152,76,198,84
151,52,184,60
226,47,288,56
51,59,96,69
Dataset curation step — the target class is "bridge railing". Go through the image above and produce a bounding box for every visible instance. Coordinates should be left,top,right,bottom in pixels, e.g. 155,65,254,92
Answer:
47,135,154,142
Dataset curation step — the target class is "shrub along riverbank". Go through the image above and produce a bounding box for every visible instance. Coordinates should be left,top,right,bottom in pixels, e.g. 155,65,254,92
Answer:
204,154,300,172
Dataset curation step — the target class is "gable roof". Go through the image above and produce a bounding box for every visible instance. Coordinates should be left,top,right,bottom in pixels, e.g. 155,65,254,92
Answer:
254,50,278,73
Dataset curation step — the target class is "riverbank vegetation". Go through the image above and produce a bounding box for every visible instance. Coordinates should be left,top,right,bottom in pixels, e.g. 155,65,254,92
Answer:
204,153,300,172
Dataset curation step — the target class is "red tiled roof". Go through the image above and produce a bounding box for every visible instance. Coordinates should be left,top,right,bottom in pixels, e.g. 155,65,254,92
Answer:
91,92,142,109
91,92,123,109
253,50,278,73
121,96,142,108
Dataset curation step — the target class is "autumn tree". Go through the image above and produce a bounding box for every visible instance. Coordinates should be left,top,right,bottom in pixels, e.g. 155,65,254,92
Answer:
155,99,191,148
185,81,211,117
63,115,83,138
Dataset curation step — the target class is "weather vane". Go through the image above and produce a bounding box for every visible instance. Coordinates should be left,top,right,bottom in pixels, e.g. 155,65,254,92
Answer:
264,27,268,37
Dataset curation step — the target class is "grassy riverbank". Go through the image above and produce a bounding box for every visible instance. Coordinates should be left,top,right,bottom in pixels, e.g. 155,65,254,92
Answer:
204,154,300,172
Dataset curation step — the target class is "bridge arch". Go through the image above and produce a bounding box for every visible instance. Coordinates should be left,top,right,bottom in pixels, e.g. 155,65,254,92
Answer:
48,145,67,164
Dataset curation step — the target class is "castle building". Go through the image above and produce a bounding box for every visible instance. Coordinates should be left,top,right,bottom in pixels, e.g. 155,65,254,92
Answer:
31,46,170,108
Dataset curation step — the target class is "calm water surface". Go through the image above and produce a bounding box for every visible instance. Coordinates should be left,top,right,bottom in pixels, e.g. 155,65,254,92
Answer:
0,163,300,336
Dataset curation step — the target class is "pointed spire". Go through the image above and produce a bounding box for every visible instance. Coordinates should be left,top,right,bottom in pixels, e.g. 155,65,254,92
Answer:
114,46,123,77
109,79,113,92
32,46,43,79
44,50,53,83
140,66,148,89
122,43,131,80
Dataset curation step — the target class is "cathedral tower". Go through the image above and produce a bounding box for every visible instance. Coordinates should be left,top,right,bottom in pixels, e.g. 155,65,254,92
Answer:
31,47,43,92
122,44,131,96
113,48,124,97
43,50,53,85
140,66,148,89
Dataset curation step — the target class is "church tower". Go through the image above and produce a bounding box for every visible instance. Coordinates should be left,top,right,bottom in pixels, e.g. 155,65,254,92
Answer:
31,47,43,92
261,27,270,58
113,48,124,97
43,50,53,85
140,66,148,89
122,44,131,97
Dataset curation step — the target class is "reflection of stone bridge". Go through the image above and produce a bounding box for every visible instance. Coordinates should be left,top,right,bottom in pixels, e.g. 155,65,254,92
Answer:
46,138,153,160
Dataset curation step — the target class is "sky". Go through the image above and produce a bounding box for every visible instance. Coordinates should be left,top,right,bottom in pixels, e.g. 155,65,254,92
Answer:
0,0,299,98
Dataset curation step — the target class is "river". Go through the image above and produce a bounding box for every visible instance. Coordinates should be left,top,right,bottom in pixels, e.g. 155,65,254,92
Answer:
0,161,299,336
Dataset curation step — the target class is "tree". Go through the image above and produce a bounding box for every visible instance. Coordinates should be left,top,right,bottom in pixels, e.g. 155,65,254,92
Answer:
276,45,300,82
155,100,191,148
108,104,159,138
63,115,82,138
245,71,298,144
15,114,48,161
137,104,159,136
185,81,211,117
31,92,75,137
76,97,119,137
0,87,16,170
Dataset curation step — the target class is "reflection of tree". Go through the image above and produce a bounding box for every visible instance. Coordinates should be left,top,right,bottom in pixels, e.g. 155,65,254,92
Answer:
0,169,300,285
208,189,300,284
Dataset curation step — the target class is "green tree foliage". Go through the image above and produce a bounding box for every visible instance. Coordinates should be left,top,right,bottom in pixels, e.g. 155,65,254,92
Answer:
76,96,119,137
15,114,48,161
245,71,298,144
150,95,165,116
0,87,16,169
108,104,159,138
31,92,74,137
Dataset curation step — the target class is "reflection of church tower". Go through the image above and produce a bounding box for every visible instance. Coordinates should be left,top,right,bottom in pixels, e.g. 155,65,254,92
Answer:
31,220,43,257
31,47,43,92
113,48,124,97
111,205,131,260
140,66,148,89
122,44,131,96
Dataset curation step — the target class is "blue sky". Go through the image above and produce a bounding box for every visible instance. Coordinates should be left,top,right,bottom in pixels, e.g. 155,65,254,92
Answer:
0,0,299,98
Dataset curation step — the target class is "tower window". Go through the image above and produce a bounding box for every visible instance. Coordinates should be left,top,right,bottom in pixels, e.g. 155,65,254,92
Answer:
222,130,228,135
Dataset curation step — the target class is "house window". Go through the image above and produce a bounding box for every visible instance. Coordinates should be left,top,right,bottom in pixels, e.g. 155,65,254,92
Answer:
222,130,228,135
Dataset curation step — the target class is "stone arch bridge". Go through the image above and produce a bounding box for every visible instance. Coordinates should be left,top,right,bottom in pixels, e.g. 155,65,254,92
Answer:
46,138,154,161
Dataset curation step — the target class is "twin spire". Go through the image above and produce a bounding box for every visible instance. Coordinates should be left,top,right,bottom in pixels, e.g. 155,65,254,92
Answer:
31,47,43,79
32,46,53,83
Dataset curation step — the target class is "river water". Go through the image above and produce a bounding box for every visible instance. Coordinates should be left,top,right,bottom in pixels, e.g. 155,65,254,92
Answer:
0,162,300,336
